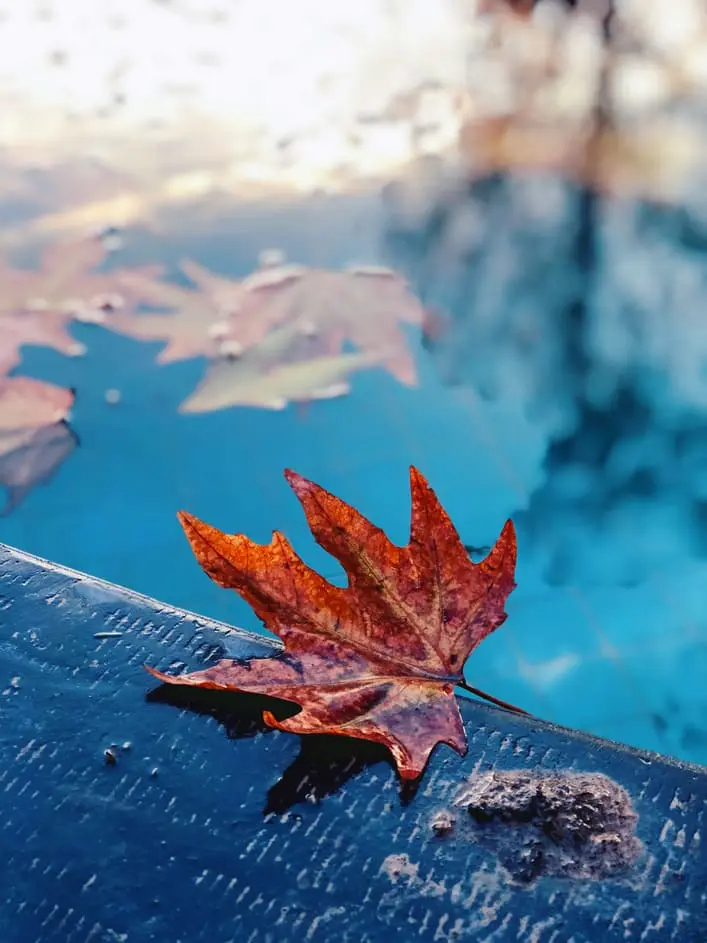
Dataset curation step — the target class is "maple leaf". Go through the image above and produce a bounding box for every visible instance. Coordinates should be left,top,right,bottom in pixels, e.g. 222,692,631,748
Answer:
0,238,118,316
0,377,77,513
0,237,157,374
230,264,424,386
0,376,74,429
179,321,385,412
179,258,245,315
0,311,85,376
104,262,242,363
147,468,519,780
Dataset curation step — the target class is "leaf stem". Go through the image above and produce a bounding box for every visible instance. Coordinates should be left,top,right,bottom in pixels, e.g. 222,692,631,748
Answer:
456,680,531,716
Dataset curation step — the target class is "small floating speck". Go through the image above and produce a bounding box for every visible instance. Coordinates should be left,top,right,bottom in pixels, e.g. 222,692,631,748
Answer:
150,767,159,777
104,747,118,766
218,339,243,358
208,320,230,340
299,319,318,338
258,247,286,268
430,809,456,836
91,293,124,313
104,389,121,405
94,630,123,639
98,227,123,251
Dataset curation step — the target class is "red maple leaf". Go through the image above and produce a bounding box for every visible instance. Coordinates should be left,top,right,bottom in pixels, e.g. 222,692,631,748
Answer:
147,468,520,780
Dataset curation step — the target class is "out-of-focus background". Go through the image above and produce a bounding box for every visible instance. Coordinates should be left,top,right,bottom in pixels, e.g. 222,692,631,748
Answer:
1,0,707,766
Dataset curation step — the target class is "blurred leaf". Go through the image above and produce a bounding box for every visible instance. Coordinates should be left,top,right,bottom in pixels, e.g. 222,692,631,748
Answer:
180,321,385,413
228,263,424,386
105,260,246,364
0,376,73,430
0,377,77,514
0,236,152,375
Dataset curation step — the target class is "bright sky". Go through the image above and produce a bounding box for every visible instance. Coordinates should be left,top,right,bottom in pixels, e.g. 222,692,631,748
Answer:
0,0,471,188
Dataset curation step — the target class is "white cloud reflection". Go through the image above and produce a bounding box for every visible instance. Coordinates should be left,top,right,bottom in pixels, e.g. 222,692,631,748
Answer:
0,0,469,191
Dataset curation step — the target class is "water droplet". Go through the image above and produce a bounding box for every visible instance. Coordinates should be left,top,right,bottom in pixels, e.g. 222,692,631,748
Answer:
99,227,123,251
208,320,230,340
430,809,455,836
258,248,286,268
219,339,243,358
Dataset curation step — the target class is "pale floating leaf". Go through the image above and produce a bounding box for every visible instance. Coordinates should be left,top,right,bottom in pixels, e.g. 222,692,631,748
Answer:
0,377,74,430
0,378,78,514
229,264,424,385
180,323,384,413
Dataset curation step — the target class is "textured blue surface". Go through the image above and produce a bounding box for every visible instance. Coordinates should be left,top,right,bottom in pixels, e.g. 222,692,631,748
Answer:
1,543,706,942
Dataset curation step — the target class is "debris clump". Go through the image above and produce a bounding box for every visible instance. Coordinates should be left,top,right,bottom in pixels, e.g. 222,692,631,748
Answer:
446,770,643,885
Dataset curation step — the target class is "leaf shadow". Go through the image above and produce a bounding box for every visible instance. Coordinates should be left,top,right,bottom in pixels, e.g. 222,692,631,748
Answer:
147,683,419,813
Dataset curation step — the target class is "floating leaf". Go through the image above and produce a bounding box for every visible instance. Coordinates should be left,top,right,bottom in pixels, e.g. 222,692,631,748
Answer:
230,264,424,385
179,322,384,412
0,238,108,313
0,236,162,374
0,238,121,374
0,376,74,429
105,262,242,363
179,258,245,315
0,311,84,376
0,377,77,513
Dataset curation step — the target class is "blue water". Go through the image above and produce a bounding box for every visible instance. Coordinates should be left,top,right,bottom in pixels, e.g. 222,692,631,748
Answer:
3,194,707,770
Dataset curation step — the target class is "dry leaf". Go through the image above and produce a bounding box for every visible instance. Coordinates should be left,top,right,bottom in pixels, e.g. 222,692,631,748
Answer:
147,467,517,780
230,264,424,386
0,376,74,429
179,322,384,412
0,377,77,513
0,238,108,312
0,311,83,376
103,254,251,363
179,258,245,315
105,266,234,364
0,237,121,374
102,258,423,404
